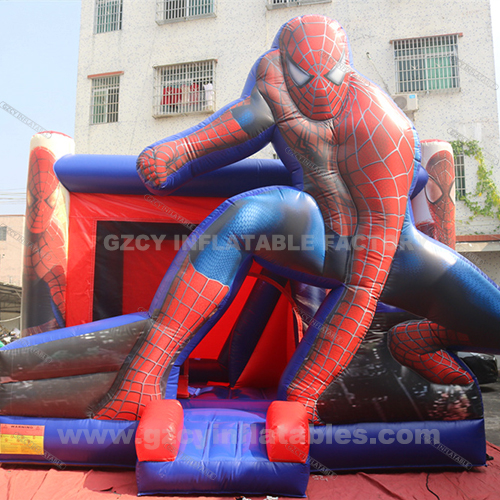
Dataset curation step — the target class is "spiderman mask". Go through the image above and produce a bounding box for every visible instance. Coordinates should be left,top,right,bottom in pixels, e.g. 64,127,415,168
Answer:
279,15,351,121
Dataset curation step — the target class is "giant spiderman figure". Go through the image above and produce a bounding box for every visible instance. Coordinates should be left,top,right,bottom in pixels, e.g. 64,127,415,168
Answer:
95,15,500,423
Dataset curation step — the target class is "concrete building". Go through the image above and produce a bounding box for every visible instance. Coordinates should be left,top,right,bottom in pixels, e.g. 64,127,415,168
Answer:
0,215,24,287
0,282,22,332
74,0,500,276
0,215,24,331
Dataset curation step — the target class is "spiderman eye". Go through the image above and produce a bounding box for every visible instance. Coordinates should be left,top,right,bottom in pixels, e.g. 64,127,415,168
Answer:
425,176,444,204
448,180,456,201
27,190,34,207
45,188,59,209
287,57,313,87
325,49,348,86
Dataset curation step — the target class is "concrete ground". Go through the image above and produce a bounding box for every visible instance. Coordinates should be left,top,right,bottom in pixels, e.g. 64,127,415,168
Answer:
481,379,500,446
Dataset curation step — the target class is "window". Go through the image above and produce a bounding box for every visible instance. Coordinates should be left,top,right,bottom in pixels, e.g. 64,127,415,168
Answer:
94,0,123,34
266,0,331,8
153,60,215,117
0,226,6,241
156,0,214,24
90,75,120,124
454,152,466,199
394,35,460,93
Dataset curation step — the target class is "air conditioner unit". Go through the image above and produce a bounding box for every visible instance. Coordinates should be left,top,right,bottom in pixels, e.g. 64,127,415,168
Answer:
392,93,419,112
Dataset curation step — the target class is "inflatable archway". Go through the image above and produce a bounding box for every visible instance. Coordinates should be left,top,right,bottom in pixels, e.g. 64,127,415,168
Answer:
0,15,497,497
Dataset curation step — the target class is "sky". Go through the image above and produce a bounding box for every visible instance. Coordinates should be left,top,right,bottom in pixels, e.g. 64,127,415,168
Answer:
0,0,81,214
0,0,500,215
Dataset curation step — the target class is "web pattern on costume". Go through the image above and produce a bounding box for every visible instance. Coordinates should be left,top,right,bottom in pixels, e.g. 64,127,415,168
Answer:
24,147,67,328
279,16,350,120
257,50,358,237
388,320,473,385
256,40,415,420
424,150,456,248
286,91,414,419
95,257,228,420
137,97,253,191
134,16,417,423
27,148,59,234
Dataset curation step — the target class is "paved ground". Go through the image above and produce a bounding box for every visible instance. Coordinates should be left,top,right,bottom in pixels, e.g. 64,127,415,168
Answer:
481,379,500,446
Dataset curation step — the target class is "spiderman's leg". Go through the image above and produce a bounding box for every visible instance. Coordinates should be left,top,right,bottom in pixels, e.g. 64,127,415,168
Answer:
278,284,358,423
93,186,328,420
381,211,500,383
387,320,473,384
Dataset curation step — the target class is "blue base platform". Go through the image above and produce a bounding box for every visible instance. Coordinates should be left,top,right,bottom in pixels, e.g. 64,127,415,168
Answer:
136,407,310,497
0,412,486,471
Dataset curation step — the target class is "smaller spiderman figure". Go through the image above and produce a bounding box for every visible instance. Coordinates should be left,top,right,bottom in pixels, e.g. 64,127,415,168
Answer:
416,149,456,249
22,146,67,334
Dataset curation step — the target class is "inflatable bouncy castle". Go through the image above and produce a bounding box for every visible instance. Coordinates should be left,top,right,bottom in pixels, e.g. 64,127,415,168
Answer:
0,15,498,497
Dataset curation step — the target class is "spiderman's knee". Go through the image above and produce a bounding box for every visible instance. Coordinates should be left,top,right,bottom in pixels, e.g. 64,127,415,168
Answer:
231,188,323,240
388,320,438,359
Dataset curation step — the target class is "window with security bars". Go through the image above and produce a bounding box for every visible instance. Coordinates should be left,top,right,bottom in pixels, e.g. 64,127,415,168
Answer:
156,0,214,23
0,226,6,241
94,0,122,34
267,0,330,6
153,60,215,116
454,152,466,199
394,35,460,93
90,75,120,124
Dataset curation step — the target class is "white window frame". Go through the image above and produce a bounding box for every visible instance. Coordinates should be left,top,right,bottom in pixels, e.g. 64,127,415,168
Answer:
153,60,216,117
393,34,461,94
89,74,121,125
266,0,332,9
94,0,123,34
453,151,466,200
156,0,215,24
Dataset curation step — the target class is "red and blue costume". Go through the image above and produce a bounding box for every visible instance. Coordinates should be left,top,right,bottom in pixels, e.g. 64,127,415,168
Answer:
416,149,456,248
94,16,500,422
23,147,66,333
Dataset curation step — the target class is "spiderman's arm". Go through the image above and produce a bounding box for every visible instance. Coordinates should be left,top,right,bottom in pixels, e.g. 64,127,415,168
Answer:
284,89,417,421
321,94,416,368
137,87,276,194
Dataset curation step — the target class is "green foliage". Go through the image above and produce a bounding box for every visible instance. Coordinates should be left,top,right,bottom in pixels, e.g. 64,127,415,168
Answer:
450,139,500,226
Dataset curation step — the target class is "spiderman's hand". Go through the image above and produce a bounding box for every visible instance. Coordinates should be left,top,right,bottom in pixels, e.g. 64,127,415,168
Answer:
137,143,181,192
137,90,274,194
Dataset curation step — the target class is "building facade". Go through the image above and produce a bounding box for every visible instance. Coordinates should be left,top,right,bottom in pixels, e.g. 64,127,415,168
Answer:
0,215,24,287
0,215,24,331
74,0,500,273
